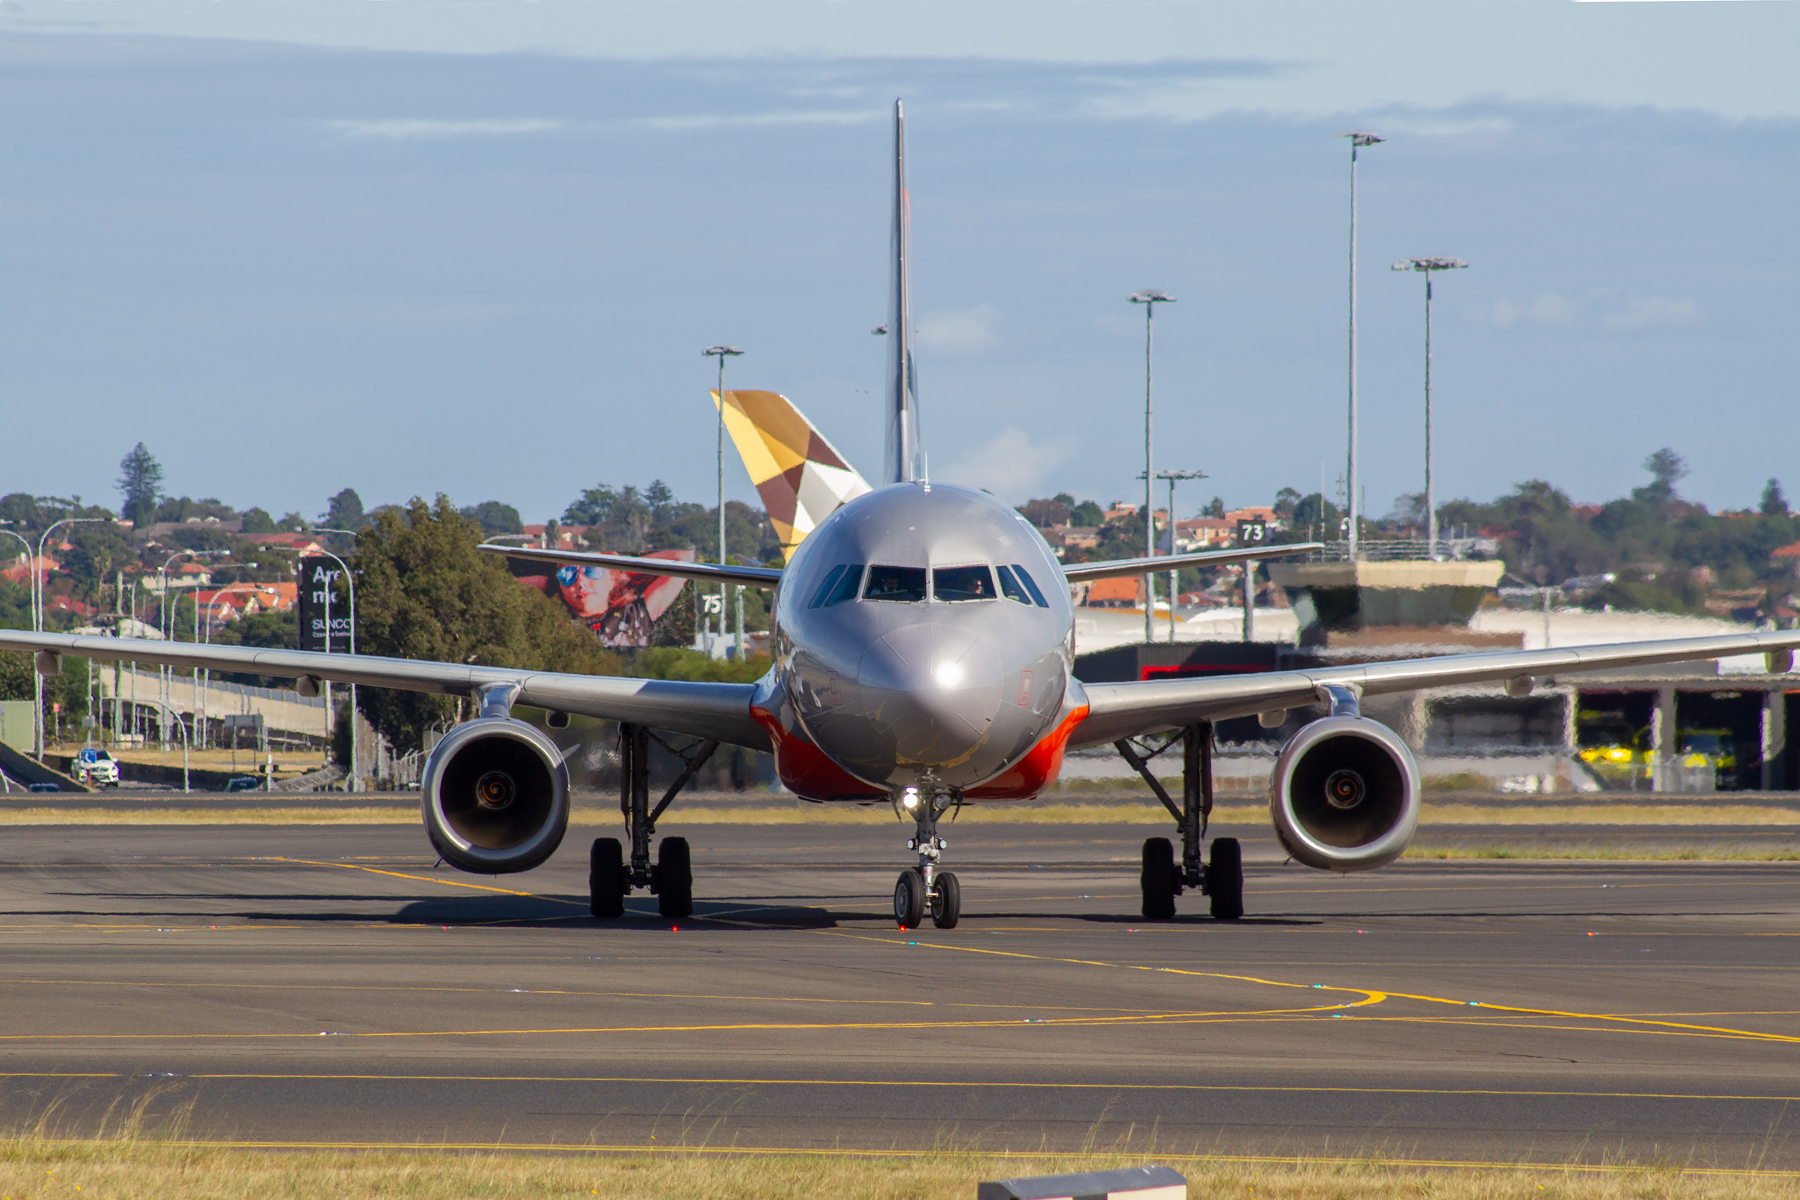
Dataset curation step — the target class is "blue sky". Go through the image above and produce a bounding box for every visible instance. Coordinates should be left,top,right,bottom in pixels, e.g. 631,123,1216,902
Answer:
0,1,1795,525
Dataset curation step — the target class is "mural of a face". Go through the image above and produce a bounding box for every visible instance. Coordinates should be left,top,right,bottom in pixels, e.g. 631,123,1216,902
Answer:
556,564,617,619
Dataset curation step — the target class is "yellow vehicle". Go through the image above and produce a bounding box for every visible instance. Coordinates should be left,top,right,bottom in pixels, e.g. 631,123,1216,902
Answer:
1577,714,1650,790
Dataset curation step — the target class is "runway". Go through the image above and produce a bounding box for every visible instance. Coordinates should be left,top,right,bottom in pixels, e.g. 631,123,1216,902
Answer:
0,817,1796,1167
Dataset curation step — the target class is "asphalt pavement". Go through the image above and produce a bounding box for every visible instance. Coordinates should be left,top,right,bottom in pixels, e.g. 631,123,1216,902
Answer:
0,816,1795,1168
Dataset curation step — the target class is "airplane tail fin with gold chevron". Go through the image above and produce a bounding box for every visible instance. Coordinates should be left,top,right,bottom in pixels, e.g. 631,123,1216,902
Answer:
710,389,873,563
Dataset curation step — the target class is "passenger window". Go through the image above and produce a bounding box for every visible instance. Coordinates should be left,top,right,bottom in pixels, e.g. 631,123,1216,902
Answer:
1010,563,1050,608
995,565,1033,606
864,565,928,602
808,565,847,609
933,565,996,602
821,564,864,607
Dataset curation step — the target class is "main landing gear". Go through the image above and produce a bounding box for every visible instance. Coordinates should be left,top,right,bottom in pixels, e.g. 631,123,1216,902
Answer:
1115,721,1244,921
892,774,962,931
590,723,719,921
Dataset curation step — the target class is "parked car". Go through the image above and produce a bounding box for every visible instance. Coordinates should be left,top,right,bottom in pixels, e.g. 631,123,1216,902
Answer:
72,747,121,787
224,776,262,793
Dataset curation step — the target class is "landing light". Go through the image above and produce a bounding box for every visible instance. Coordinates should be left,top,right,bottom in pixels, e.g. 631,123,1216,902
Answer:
902,787,920,810
933,662,965,688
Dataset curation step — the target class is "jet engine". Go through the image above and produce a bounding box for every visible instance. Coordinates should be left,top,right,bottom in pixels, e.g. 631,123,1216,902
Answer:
421,717,570,874
1269,715,1420,872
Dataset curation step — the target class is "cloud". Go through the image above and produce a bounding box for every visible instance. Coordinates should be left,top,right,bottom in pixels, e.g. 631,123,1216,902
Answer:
1601,293,1701,333
936,427,1075,502
323,118,565,141
916,304,1001,356
633,108,881,131
1482,293,1577,329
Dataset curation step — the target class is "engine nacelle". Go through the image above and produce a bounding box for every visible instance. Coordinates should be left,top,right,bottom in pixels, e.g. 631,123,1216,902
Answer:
1269,716,1420,872
421,717,570,874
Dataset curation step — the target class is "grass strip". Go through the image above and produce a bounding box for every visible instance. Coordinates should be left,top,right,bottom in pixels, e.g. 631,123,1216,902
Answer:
4,1136,1800,1199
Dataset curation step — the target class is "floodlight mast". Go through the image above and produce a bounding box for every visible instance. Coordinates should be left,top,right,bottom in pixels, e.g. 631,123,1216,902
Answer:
703,345,744,658
1337,131,1384,560
1391,256,1468,559
1128,290,1175,644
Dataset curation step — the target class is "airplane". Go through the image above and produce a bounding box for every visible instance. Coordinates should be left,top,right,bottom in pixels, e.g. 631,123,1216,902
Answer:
6,98,1799,931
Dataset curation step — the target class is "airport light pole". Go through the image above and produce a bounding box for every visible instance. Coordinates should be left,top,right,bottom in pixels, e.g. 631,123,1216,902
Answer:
26,516,107,757
703,345,744,659
1391,256,1468,560
1338,131,1383,560
1128,291,1174,644
156,549,229,752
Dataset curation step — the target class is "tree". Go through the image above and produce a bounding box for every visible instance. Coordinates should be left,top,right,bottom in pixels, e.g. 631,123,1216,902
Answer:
458,500,523,535
1635,448,1687,506
1204,497,1226,519
352,496,620,751
1069,499,1106,527
240,507,278,535
1761,479,1788,516
1019,497,1072,527
117,443,164,526
1273,488,1302,519
323,488,365,531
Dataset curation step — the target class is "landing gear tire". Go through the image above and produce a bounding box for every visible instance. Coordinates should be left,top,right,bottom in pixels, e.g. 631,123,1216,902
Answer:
894,868,926,929
930,871,961,929
1208,837,1244,921
590,837,626,918
655,836,693,920
1140,836,1178,920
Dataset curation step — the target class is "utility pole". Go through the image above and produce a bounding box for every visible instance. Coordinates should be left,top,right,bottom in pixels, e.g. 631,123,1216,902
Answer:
1392,256,1468,559
1145,469,1206,643
703,345,744,659
1338,131,1383,560
1127,290,1174,643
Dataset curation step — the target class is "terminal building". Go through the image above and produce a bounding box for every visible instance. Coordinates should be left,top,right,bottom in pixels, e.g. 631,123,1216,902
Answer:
1072,557,1794,794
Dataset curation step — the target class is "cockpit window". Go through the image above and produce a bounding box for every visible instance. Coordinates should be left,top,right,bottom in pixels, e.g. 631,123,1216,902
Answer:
864,565,928,602
808,565,847,609
933,565,996,602
810,564,864,608
995,564,1033,606
1009,563,1050,608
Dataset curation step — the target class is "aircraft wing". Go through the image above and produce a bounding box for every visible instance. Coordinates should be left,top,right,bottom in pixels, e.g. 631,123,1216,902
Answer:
1071,630,1800,748
477,545,783,588
1062,543,1323,583
0,630,771,750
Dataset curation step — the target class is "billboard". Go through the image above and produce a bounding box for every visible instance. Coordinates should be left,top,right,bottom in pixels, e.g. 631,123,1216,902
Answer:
298,556,353,653
506,547,693,648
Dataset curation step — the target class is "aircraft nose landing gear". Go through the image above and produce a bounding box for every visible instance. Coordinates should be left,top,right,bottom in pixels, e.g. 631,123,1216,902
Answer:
893,776,961,930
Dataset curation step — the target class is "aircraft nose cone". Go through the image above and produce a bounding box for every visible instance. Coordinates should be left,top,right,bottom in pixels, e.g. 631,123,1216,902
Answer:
857,623,1004,768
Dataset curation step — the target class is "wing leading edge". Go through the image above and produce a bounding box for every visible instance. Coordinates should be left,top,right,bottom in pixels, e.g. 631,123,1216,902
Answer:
0,630,769,750
1073,630,1800,748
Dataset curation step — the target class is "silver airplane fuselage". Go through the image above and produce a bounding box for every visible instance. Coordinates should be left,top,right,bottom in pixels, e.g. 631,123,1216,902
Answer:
753,482,1084,801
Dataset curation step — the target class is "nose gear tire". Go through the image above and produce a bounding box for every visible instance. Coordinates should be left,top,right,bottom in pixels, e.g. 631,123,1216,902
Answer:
930,870,961,929
894,868,926,929
590,837,626,918
655,836,694,919
1140,837,1178,919
1207,836,1243,920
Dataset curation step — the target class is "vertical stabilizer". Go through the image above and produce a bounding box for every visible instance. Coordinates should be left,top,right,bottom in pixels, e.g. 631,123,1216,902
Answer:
884,99,924,485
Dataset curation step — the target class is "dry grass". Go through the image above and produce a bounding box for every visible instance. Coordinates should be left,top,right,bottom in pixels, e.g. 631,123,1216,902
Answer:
4,1136,1800,1200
